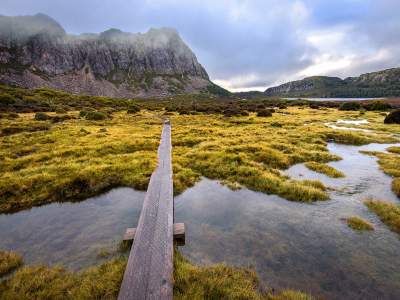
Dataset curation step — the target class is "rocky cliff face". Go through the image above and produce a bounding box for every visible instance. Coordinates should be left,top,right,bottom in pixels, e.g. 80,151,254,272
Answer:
0,14,215,98
265,68,400,97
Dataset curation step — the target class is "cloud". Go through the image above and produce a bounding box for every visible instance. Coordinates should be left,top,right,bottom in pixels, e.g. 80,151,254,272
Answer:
1,0,399,91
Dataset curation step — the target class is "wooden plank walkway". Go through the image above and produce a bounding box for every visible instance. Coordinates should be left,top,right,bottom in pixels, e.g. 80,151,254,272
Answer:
118,121,174,300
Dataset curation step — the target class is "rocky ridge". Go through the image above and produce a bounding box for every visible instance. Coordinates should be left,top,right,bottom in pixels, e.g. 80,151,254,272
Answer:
0,13,219,98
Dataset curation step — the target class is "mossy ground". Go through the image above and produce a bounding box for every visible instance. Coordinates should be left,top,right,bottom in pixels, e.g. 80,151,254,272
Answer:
0,111,161,213
305,162,344,178
170,107,396,202
0,251,23,277
365,200,400,236
345,216,374,231
1,107,398,213
0,250,314,300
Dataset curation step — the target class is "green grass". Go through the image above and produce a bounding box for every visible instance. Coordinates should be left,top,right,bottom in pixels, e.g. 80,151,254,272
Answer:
346,216,374,231
0,250,315,300
0,251,23,277
305,162,345,178
365,200,400,236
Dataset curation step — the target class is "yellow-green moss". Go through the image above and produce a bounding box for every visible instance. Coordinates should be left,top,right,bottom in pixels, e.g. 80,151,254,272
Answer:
0,111,161,213
1,107,398,212
0,250,315,300
0,251,23,277
346,216,374,231
387,146,400,154
365,200,400,236
305,162,345,178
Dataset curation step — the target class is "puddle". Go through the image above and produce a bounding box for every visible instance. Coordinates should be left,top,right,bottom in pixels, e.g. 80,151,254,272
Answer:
324,119,372,132
1,142,400,299
337,119,369,125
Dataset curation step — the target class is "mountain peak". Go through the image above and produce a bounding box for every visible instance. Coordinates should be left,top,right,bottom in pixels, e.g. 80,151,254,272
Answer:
0,14,215,98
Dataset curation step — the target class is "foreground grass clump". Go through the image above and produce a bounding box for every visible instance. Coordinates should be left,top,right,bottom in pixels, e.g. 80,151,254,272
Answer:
0,111,161,213
305,162,344,178
346,216,374,231
0,257,126,299
0,251,23,277
0,251,314,300
365,200,400,236
174,251,314,300
387,146,400,154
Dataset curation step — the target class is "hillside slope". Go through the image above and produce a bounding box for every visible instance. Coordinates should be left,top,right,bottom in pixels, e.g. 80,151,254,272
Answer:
264,68,400,97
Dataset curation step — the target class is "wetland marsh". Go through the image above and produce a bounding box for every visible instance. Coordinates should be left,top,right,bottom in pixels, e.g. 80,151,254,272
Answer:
1,95,400,299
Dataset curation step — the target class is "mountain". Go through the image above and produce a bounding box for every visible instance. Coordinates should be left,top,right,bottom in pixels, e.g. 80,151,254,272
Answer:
0,13,226,98
264,68,400,98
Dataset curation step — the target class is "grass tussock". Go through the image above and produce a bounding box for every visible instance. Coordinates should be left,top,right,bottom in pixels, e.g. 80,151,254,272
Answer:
365,200,400,236
305,162,344,178
1,106,398,211
0,257,126,300
387,146,400,154
0,250,315,300
0,111,161,213
0,251,23,277
346,216,374,231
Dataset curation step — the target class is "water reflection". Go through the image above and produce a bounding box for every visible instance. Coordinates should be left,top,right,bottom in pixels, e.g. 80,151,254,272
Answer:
175,143,400,299
0,188,144,270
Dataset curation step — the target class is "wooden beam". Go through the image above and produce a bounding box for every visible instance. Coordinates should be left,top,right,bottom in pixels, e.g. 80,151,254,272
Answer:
123,223,185,246
118,121,174,300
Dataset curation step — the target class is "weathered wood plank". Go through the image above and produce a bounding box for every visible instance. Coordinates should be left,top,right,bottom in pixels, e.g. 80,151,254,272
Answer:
118,121,174,300
123,223,185,245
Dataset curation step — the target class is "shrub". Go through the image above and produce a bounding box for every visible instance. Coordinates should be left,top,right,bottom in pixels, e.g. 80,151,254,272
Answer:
223,108,242,117
84,111,108,121
364,101,392,111
7,112,19,119
79,111,89,118
309,103,320,109
127,104,140,114
339,102,361,111
257,109,272,117
0,93,17,105
384,109,400,124
278,103,288,109
34,112,51,121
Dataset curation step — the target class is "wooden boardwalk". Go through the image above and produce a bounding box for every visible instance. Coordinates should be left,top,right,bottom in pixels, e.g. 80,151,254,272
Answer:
118,121,174,300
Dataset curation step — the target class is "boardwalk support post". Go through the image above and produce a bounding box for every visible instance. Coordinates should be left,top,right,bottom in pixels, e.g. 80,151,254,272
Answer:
123,223,185,246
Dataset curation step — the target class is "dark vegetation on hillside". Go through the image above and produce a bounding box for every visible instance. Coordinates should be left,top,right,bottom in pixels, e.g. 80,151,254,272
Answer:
0,83,398,119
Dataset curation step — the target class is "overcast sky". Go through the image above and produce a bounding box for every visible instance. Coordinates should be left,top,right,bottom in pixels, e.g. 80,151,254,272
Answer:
2,0,400,92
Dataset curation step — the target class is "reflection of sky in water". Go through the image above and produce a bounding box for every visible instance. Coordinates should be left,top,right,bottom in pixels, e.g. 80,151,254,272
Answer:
0,188,145,270
1,143,400,299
